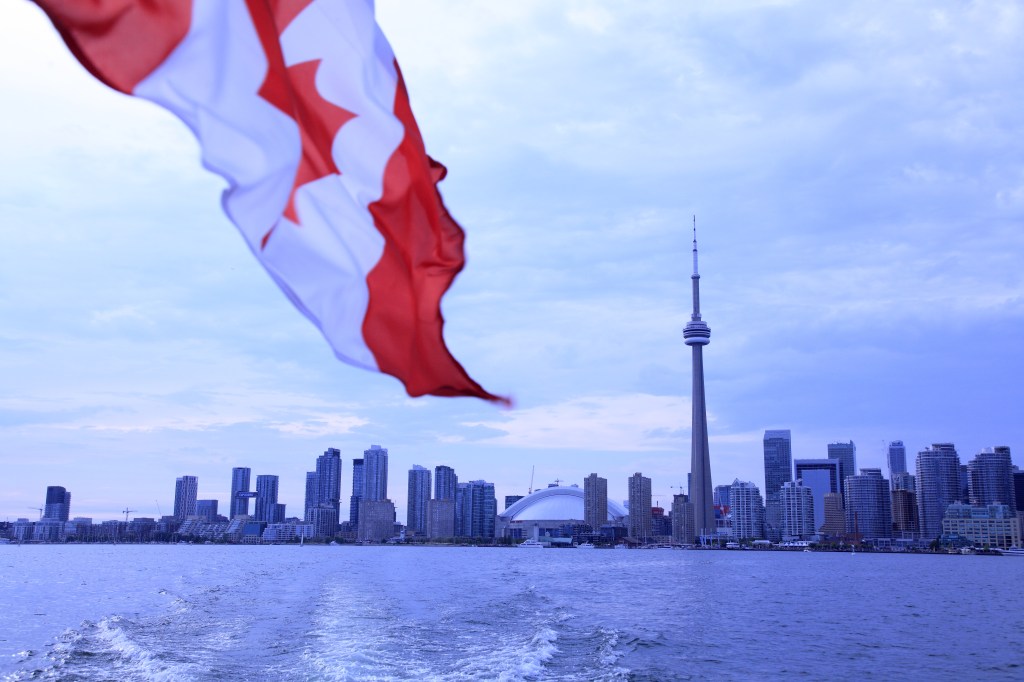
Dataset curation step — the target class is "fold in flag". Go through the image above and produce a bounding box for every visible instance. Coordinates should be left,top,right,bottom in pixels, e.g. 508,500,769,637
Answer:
36,0,506,403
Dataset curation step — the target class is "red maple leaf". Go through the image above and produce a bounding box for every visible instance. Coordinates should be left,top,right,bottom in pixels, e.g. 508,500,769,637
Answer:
246,0,357,248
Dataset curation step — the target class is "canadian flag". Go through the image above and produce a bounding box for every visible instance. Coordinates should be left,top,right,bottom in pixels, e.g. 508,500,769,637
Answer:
36,0,505,403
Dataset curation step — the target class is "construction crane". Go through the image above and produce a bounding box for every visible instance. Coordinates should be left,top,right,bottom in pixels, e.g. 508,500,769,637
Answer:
122,508,137,523
28,507,43,520
155,500,163,517
528,465,535,495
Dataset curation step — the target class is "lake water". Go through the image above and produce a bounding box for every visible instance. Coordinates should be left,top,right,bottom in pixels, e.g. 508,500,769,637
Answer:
1,545,1022,680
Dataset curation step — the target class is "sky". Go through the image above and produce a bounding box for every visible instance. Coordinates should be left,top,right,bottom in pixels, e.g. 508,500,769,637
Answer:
2,0,1023,523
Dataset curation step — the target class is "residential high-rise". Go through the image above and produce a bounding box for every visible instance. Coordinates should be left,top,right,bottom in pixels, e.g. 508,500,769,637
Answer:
43,486,71,522
684,225,714,539
844,468,891,540
827,441,857,503
671,493,695,544
304,471,318,520
349,458,364,524
583,473,608,531
362,445,389,501
821,493,846,538
195,499,218,522
627,473,653,542
780,480,815,541
891,488,919,538
173,476,198,520
730,479,765,541
316,448,343,518
891,472,916,492
504,495,524,510
968,447,1016,513
713,485,731,508
916,443,961,540
887,441,907,482
308,505,339,539
229,467,251,518
763,430,792,542
255,475,282,523
793,458,841,534
358,499,396,542
435,465,457,500
455,480,496,539
407,465,432,535
427,498,456,538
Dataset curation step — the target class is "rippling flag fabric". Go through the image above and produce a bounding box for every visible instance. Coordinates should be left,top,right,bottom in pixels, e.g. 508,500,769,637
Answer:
35,0,505,403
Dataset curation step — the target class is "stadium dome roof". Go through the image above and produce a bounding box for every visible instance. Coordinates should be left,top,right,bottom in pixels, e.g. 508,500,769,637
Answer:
499,486,627,523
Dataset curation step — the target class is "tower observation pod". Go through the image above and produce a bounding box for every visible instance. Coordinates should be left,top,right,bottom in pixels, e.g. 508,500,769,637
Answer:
685,218,715,543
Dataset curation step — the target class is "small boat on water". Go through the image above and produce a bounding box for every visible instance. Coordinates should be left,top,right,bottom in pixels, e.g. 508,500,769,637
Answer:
518,539,545,548
576,542,595,549
996,547,1024,557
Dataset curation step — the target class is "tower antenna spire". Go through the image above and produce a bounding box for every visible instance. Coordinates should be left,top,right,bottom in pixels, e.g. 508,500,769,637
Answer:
692,215,698,276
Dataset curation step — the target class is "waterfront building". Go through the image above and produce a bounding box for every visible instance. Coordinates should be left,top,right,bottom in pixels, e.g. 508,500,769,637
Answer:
173,475,198,521
942,503,1021,549
426,498,456,538
308,505,339,539
455,480,497,539
820,492,846,538
504,495,524,510
793,458,841,534
967,447,1016,513
891,488,919,538
230,467,251,518
958,464,971,504
780,480,815,541
435,465,457,500
627,473,653,542
496,486,627,540
363,445,389,502
316,448,343,519
407,465,432,536
349,458,364,524
195,499,218,522
43,486,71,522
684,226,715,539
304,471,318,520
583,473,608,531
358,499,396,542
887,441,907,483
255,475,282,523
671,493,695,544
845,468,892,540
763,430,792,542
730,480,765,541
827,441,857,503
916,443,961,540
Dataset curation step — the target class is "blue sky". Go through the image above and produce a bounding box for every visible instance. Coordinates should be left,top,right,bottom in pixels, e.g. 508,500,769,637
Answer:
2,1,1022,522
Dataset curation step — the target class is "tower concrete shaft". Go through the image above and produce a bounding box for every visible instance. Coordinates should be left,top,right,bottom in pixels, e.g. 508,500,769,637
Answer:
684,224,714,538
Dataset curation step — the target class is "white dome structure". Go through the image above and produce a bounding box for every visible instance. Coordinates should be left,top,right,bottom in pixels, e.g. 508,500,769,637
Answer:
496,486,626,539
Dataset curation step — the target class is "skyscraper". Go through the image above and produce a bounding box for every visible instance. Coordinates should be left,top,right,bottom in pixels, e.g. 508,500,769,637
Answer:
407,465,432,535
730,479,765,541
684,225,714,539
844,468,891,540
362,444,388,501
435,465,457,500
583,473,608,531
821,492,846,538
891,488,919,538
627,472,652,542
793,458,841,533
671,493,695,544
304,471,318,520
229,467,251,518
173,475,198,520
763,429,792,542
349,458,364,524
316,448,343,518
780,480,815,541
827,441,857,502
968,447,1016,513
255,475,281,523
43,486,71,522
887,441,907,481
455,480,496,539
915,443,961,540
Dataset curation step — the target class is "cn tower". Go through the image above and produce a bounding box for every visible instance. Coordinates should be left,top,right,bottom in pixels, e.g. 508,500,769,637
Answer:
683,219,714,540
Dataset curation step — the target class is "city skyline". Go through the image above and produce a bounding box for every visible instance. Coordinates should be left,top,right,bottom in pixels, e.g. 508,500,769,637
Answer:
2,3,1023,523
